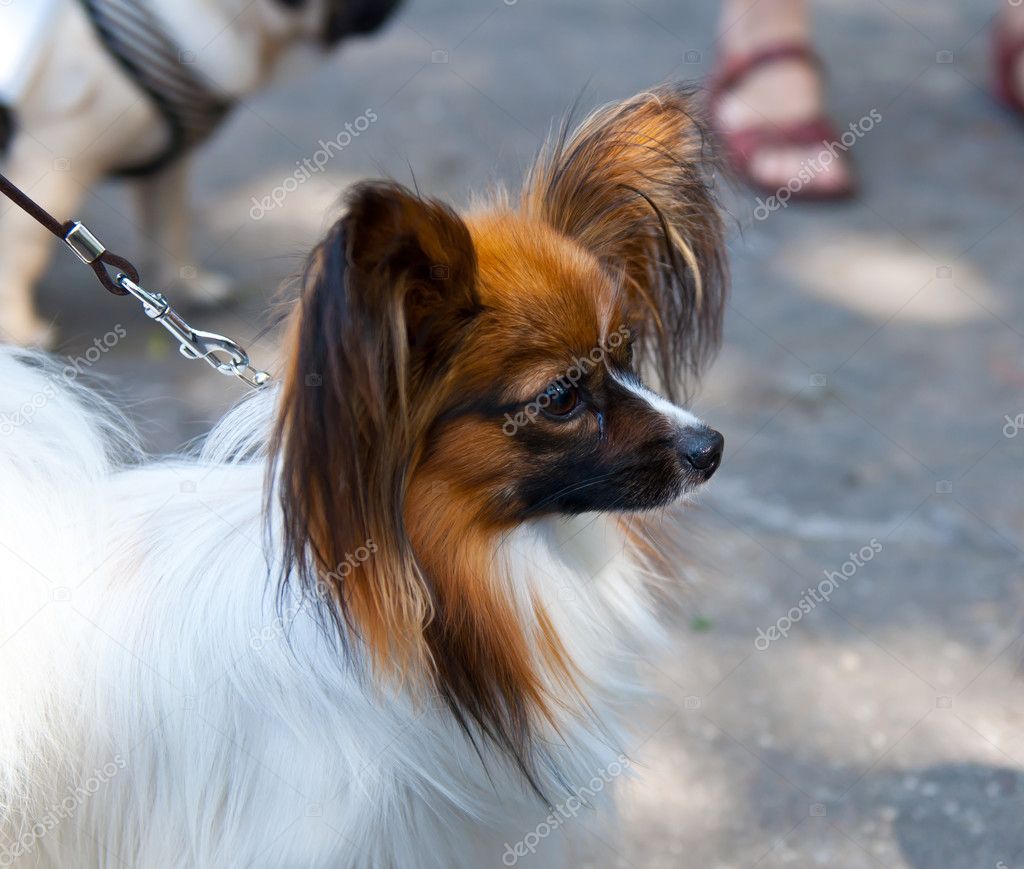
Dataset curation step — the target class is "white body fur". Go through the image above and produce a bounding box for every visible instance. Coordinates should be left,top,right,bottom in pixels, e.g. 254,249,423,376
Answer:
0,349,663,868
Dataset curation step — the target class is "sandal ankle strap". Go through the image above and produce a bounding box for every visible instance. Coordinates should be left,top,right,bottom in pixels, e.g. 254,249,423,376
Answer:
708,42,826,104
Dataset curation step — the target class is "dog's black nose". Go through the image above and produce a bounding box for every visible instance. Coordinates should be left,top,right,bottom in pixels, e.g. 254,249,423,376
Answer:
680,428,724,477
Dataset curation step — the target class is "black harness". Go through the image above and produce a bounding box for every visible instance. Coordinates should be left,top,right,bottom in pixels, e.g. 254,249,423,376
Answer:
0,105,12,159
78,0,234,177
72,0,403,177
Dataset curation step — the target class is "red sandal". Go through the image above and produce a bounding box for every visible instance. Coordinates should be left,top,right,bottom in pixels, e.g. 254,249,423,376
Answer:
993,20,1024,117
707,42,856,201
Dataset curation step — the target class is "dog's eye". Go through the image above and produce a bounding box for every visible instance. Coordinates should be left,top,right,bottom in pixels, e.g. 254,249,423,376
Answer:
540,381,580,418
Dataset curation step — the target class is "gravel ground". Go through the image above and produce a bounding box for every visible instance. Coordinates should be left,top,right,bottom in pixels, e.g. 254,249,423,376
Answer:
18,0,1024,865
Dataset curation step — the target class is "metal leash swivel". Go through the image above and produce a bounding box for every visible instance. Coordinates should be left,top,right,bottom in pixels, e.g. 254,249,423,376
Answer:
2,174,270,390
116,274,270,389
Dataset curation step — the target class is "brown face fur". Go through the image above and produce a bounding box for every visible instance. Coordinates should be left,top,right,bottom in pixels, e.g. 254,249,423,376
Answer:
411,211,717,528
411,214,624,520
271,83,727,786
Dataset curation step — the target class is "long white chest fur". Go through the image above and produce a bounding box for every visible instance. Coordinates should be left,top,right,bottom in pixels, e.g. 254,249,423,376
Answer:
0,353,662,869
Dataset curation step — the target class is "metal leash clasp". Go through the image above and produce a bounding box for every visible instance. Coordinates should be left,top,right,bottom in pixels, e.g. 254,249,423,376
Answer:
117,275,270,389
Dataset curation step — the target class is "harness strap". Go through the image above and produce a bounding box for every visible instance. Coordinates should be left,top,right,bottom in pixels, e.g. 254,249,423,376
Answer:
0,105,13,159
77,0,233,177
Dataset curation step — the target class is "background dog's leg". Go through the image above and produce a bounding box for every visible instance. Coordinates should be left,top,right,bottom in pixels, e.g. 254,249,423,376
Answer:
133,159,233,305
0,138,92,348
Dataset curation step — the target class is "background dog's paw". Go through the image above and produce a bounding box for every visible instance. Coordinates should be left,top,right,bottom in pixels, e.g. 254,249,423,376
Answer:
0,314,56,350
174,269,235,307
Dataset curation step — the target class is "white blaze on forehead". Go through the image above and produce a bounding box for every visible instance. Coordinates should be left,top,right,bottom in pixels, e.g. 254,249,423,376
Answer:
611,371,704,429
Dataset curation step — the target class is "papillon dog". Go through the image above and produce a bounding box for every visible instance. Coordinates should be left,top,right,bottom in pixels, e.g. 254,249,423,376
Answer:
0,83,726,868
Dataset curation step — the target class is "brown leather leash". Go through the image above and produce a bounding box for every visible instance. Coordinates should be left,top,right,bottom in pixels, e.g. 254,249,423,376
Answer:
0,172,269,389
0,173,139,296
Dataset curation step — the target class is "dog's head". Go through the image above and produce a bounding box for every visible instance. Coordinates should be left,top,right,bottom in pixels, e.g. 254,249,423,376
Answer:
271,84,726,780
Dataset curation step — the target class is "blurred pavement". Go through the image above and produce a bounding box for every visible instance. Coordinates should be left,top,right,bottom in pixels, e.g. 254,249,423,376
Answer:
24,0,1024,865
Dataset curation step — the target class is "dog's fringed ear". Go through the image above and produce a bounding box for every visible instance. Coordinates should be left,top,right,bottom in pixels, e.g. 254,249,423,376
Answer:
521,83,727,400
270,181,479,675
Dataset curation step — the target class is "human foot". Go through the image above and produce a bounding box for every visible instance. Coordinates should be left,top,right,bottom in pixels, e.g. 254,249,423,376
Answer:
708,44,854,199
993,6,1024,116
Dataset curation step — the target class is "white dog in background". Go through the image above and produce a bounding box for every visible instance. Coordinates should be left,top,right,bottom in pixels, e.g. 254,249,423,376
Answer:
0,0,400,347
